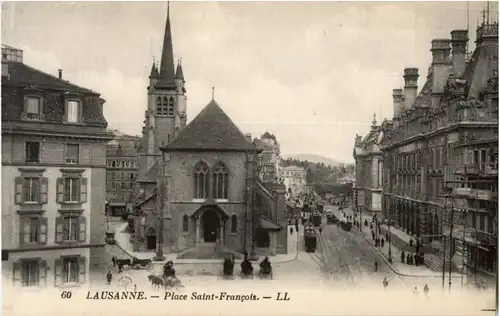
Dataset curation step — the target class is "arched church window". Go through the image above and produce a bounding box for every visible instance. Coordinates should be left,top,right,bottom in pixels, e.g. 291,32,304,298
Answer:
156,97,162,115
231,215,238,233
162,96,169,116
167,97,175,116
182,214,189,232
194,161,209,199
213,162,229,199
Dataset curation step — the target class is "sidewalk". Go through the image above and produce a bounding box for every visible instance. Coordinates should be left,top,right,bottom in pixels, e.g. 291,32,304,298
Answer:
328,206,461,278
112,222,300,265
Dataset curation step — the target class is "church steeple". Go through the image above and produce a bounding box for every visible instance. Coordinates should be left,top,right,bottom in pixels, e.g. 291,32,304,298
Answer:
174,58,184,80
149,58,159,78
159,2,175,82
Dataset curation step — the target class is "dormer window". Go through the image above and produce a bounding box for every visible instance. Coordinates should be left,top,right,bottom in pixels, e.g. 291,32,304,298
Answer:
26,97,41,120
66,100,80,123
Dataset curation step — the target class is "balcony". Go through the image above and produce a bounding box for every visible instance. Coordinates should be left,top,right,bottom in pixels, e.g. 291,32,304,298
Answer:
455,164,481,175
470,230,497,246
452,188,494,200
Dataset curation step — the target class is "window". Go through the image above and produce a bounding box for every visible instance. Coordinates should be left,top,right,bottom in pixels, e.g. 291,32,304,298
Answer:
21,261,39,287
26,97,40,120
64,178,80,202
182,215,189,232
156,97,162,114
231,215,238,233
112,161,116,167
111,182,116,191
167,97,175,116
62,257,79,283
193,161,209,199
65,144,79,164
63,216,79,241
66,100,79,123
130,173,135,180
21,217,47,245
25,141,40,163
121,182,125,189
23,177,41,203
213,162,229,199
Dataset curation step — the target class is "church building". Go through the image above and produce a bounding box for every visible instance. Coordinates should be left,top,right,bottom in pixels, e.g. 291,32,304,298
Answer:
133,5,288,259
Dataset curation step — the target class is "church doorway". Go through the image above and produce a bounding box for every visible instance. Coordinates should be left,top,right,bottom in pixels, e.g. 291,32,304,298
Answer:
146,228,156,250
202,209,219,243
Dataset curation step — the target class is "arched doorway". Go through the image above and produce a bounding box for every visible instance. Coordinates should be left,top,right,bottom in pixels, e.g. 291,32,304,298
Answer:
256,228,270,248
146,227,156,250
201,209,220,243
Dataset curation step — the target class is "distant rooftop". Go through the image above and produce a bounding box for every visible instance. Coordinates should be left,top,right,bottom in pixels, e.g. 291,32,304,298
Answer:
2,44,23,63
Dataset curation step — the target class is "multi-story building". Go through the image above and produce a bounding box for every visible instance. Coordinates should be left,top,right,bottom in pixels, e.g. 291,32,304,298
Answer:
279,165,307,198
379,23,497,287
1,45,111,288
132,5,287,258
353,115,384,216
106,130,140,216
253,132,281,183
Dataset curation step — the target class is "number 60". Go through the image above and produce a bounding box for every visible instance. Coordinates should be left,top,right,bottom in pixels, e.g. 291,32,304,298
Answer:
61,291,72,299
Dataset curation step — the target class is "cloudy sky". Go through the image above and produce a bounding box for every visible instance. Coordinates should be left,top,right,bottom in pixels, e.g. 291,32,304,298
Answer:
2,1,497,163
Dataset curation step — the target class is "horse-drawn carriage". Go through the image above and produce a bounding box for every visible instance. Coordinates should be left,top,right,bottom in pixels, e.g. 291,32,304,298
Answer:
131,257,153,270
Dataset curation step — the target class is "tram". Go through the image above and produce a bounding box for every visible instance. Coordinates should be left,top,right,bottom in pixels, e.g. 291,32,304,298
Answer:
304,224,317,252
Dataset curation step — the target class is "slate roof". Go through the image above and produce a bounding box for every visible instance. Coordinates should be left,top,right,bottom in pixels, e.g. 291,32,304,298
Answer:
107,138,139,157
137,161,159,183
162,100,259,152
414,78,433,108
5,62,98,95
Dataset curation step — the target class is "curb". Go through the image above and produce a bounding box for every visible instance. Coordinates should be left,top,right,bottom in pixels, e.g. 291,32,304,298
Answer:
353,227,462,279
113,232,299,266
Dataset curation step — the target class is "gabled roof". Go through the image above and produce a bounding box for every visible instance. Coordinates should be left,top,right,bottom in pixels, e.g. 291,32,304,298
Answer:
162,100,258,152
137,161,159,183
4,62,98,95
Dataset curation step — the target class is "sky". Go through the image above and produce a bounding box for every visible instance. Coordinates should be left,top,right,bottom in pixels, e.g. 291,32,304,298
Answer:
2,1,498,163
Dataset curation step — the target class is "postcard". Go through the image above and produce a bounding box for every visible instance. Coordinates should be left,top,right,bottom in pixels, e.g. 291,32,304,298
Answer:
1,1,498,315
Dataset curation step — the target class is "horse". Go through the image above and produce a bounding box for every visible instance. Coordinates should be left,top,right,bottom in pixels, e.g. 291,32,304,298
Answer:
148,275,164,290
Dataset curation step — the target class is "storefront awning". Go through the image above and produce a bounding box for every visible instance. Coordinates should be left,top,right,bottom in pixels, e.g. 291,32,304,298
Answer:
110,202,127,207
258,216,282,231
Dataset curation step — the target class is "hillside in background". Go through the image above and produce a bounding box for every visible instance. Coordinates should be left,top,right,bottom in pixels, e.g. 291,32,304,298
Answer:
282,153,342,166
280,156,355,184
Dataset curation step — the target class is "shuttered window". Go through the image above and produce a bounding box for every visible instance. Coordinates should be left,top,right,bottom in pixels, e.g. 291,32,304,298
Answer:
21,260,39,287
62,257,79,283
63,178,80,202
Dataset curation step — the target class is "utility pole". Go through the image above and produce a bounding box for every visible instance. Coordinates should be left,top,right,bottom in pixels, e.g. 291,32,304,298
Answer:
441,199,447,291
154,159,166,261
448,197,455,293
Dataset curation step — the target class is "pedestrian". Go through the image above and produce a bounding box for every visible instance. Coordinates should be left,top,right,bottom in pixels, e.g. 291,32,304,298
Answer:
423,284,429,296
106,270,112,285
118,263,123,273
382,277,389,290
385,233,389,241
414,254,418,266
406,254,411,265
112,256,116,268
409,239,414,247
374,260,379,272
401,250,405,264
134,284,137,292
290,227,294,235
381,238,385,247
319,227,323,234
413,286,419,296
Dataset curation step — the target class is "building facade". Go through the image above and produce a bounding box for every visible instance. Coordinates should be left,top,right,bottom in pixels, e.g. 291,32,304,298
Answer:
379,24,497,287
353,115,384,216
279,165,307,198
132,6,286,258
1,45,111,288
106,130,140,216
253,132,281,183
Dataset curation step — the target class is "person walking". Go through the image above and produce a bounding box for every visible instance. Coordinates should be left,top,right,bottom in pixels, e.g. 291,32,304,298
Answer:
423,284,429,297
401,250,405,264
413,286,419,296
106,270,112,286
290,226,294,235
382,277,389,290
374,260,379,272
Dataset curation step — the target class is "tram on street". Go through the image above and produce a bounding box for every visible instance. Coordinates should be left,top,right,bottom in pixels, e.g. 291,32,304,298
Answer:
304,224,317,252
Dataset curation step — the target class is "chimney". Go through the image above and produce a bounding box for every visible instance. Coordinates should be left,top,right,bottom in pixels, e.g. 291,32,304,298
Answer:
58,69,63,79
403,68,419,110
430,39,452,108
451,30,468,78
244,133,252,143
392,88,404,118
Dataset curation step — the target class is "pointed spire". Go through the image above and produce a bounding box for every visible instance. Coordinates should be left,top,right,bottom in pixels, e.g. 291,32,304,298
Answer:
174,58,184,79
149,57,159,78
372,113,377,126
159,1,175,82
212,85,215,100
